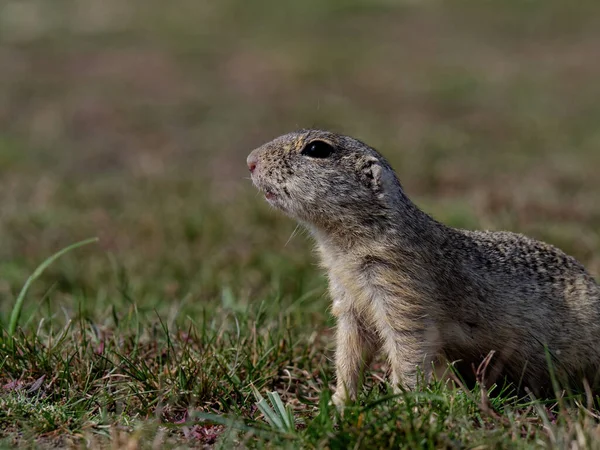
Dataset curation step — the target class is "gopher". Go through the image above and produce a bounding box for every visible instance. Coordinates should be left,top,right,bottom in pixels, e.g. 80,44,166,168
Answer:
246,129,600,407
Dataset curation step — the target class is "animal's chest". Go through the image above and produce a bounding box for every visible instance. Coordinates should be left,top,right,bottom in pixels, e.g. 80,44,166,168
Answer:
324,253,386,323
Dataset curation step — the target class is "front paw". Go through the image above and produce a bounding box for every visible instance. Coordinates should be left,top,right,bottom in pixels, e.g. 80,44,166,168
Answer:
331,390,349,411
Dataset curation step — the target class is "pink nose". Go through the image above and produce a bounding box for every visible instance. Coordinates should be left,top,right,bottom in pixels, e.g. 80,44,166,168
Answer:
247,153,258,173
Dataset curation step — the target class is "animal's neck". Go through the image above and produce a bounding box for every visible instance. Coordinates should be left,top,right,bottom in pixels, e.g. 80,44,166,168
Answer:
310,192,449,256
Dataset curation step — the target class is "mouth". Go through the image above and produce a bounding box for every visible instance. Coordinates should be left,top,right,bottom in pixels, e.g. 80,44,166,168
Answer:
264,188,277,202
250,175,280,205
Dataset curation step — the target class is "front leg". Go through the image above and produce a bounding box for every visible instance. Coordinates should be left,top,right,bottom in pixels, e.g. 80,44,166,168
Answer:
332,311,378,408
385,331,432,392
376,309,438,393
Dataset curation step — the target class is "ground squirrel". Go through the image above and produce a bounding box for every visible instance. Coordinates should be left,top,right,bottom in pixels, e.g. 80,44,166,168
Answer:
246,129,600,407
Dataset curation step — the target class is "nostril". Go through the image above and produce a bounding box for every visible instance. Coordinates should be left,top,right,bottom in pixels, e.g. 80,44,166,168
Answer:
247,153,258,173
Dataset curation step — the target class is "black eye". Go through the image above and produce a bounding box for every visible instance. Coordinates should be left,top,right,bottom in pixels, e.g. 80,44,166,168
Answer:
301,141,334,158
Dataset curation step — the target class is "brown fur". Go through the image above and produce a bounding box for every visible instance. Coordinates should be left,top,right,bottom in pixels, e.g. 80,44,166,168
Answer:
247,129,600,407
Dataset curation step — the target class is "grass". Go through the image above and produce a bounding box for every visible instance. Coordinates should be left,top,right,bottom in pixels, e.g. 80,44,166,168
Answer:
1,0,600,447
7,237,99,337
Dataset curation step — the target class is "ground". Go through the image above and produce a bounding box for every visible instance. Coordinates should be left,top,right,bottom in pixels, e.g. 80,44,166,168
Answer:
1,0,600,448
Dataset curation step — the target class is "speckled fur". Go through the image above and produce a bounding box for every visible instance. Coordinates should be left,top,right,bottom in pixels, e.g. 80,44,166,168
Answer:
247,129,600,407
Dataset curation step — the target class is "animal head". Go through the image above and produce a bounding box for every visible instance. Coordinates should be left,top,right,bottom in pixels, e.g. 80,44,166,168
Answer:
246,129,403,231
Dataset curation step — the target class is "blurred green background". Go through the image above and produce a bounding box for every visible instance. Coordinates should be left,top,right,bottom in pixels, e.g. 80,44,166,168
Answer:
1,0,599,334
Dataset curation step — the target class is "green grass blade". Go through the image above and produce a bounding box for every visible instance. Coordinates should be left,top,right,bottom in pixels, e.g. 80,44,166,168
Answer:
267,391,293,430
252,387,284,430
8,237,99,336
256,397,283,429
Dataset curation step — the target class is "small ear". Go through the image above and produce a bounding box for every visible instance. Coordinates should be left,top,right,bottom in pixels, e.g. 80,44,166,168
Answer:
359,157,396,196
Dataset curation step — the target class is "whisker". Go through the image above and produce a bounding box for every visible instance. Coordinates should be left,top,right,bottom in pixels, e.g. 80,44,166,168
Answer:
285,224,301,247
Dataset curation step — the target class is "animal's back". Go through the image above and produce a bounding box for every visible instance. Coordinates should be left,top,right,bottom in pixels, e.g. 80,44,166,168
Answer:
436,228,600,392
